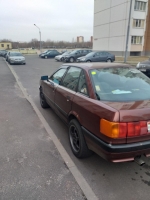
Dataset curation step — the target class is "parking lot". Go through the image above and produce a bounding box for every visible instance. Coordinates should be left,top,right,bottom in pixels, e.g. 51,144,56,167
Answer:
2,55,150,200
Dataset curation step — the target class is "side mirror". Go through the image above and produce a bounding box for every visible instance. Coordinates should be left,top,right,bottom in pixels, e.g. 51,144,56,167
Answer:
41,75,48,80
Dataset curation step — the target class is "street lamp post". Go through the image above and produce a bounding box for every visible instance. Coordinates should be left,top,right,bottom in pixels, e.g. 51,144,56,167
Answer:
124,0,133,63
34,24,42,53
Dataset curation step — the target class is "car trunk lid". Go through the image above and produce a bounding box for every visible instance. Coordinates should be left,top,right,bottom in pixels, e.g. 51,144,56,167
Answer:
103,100,150,143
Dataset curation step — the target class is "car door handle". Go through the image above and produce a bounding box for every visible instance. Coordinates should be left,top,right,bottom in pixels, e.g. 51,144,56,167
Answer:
66,96,71,101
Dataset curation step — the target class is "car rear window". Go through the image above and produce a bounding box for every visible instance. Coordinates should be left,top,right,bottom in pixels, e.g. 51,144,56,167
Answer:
90,67,150,102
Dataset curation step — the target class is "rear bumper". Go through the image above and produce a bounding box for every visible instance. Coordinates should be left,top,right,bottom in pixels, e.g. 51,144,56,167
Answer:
82,127,150,162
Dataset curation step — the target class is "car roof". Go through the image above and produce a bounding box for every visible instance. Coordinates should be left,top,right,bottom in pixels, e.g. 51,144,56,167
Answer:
61,63,133,70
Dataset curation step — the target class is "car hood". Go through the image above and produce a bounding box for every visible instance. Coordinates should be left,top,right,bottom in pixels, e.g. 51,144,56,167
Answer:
103,100,150,122
9,56,25,59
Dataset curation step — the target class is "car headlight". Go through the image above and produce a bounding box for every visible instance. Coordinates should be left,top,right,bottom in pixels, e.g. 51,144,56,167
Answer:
136,62,140,68
81,58,85,61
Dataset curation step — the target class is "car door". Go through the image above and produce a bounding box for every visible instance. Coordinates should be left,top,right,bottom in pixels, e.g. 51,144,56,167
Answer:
98,52,107,62
43,68,67,109
54,67,82,123
83,50,88,56
48,51,55,58
92,52,100,62
74,50,82,59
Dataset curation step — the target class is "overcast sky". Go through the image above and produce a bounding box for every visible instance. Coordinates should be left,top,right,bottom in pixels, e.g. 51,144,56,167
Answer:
0,0,94,42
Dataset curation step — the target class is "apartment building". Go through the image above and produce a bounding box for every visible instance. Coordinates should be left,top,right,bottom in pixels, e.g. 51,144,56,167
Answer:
77,36,84,43
93,0,150,56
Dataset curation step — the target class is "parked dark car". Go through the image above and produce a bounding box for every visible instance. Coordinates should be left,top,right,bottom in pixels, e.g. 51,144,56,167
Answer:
136,58,150,77
39,50,51,57
64,49,92,63
7,52,26,65
40,50,61,59
0,50,7,57
77,51,115,63
39,63,150,163
5,51,11,61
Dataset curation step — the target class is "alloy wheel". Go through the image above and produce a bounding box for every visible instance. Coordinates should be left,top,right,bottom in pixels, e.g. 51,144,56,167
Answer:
69,125,80,153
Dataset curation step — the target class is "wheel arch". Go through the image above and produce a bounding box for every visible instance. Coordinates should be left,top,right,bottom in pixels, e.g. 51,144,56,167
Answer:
86,59,91,62
68,112,81,125
107,58,112,62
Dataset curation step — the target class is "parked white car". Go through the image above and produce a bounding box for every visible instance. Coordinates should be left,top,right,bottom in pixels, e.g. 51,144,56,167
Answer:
7,52,26,65
55,51,71,62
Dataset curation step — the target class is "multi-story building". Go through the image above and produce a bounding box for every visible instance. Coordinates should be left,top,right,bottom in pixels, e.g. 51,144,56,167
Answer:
93,0,150,56
77,36,84,43
0,42,12,50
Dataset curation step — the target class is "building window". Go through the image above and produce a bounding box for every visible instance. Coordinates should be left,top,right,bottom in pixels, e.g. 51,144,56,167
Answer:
1,44,4,47
134,1,146,11
133,19,145,28
131,36,143,44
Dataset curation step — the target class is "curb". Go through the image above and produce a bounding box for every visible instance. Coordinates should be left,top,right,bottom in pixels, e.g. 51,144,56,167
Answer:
4,59,98,200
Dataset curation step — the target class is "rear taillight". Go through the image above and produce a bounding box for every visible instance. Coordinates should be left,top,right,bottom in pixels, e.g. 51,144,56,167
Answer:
128,121,147,137
100,119,127,138
100,119,149,139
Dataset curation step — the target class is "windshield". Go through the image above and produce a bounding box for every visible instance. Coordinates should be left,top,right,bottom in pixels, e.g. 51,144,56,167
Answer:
85,52,95,57
62,51,70,55
70,50,78,54
43,50,49,54
90,67,150,102
10,53,22,56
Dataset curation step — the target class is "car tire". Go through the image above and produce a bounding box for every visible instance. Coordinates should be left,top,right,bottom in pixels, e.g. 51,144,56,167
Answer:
69,119,93,158
106,59,112,62
45,56,48,59
86,60,91,63
40,90,49,109
69,57,74,63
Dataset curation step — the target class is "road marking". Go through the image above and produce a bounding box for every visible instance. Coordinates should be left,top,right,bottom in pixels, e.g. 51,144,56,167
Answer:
5,59,98,200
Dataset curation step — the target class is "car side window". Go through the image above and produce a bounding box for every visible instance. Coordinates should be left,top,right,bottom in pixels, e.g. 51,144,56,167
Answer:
95,52,100,56
49,51,55,55
49,68,67,84
102,52,108,56
78,70,88,95
61,67,82,91
83,50,88,53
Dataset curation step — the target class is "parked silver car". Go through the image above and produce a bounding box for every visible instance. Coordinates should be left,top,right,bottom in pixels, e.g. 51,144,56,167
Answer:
55,51,71,61
136,58,150,77
7,52,26,65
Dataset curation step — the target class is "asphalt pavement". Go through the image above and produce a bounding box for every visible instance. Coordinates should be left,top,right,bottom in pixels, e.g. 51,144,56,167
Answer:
1,56,150,200
0,57,88,200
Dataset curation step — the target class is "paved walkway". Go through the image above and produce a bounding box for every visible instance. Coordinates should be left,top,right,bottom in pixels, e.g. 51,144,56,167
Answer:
0,58,86,200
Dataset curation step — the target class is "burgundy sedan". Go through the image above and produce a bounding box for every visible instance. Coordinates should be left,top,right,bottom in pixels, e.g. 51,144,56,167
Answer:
39,63,150,163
